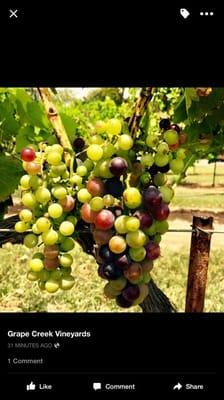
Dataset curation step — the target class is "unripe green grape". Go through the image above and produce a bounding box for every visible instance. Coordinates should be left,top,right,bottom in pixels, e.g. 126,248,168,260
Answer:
146,135,159,147
126,230,147,248
114,215,129,234
159,186,174,203
106,118,122,136
76,165,88,177
51,162,67,177
117,134,133,150
19,209,32,222
47,152,62,166
61,267,72,276
155,219,169,234
142,271,151,284
83,159,94,171
38,280,46,290
59,221,74,236
66,216,77,226
27,271,40,281
169,159,184,174
154,233,162,243
176,148,187,159
60,237,75,252
20,175,30,189
123,187,142,209
94,159,113,179
35,187,51,204
77,188,92,203
154,153,169,167
153,172,167,186
103,143,115,158
22,192,37,208
140,172,151,187
45,279,60,293
32,252,44,260
49,144,64,155
89,135,104,145
129,246,146,262
109,277,127,291
15,221,30,233
29,258,44,272
95,120,107,134
126,216,140,232
89,196,104,212
60,254,73,268
39,269,50,282
62,170,70,179
60,276,75,290
29,175,42,190
144,222,157,236
70,174,83,187
103,194,115,207
87,144,103,161
141,153,154,167
50,269,62,280
52,185,67,200
36,217,51,232
157,142,169,154
104,283,121,299
48,203,63,219
42,229,58,245
24,233,38,248
164,129,179,145
32,223,42,235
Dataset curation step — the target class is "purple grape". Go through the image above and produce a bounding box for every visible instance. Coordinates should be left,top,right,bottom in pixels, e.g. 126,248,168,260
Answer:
148,164,159,176
99,245,114,262
134,210,153,229
158,164,170,173
73,137,85,151
100,263,123,280
109,157,128,177
143,186,162,209
159,118,171,130
116,294,133,308
145,240,160,260
123,285,140,301
105,177,124,198
170,123,180,133
152,203,170,221
115,253,132,269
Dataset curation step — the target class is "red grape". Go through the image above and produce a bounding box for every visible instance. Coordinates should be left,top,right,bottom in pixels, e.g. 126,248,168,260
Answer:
93,229,113,245
21,147,36,162
133,210,153,229
87,177,105,196
152,203,170,221
59,195,75,212
44,257,60,270
80,203,98,223
145,240,160,260
94,209,115,230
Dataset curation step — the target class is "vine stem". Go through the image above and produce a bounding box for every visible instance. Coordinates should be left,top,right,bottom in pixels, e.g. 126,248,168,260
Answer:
37,88,74,167
128,87,153,139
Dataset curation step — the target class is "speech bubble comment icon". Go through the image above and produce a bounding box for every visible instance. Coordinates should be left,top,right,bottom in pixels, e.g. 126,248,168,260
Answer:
93,382,102,391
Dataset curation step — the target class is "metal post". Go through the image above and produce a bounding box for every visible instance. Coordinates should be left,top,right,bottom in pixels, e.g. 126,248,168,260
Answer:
185,216,213,312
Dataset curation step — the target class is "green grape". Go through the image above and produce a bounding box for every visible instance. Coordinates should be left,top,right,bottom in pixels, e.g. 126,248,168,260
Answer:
155,220,169,234
29,258,44,272
126,216,140,232
140,172,151,187
24,234,38,248
87,144,103,161
62,170,70,179
141,154,154,167
146,135,159,147
19,209,32,222
164,129,179,145
47,152,62,166
20,175,30,189
45,279,60,293
176,148,187,159
51,162,67,177
32,252,44,260
109,277,127,291
114,215,129,234
89,196,104,212
35,187,51,204
38,280,46,290
70,174,83,187
52,185,67,200
117,134,133,150
157,142,169,153
77,188,92,203
49,144,64,155
159,185,174,203
29,175,42,190
66,216,77,226
42,229,58,245
144,222,157,236
106,118,122,136
39,269,50,282
61,267,72,277
60,254,73,268
36,217,51,232
60,237,75,252
32,223,42,235
27,271,40,281
48,203,63,219
50,269,62,280
154,153,169,167
154,233,162,243
95,120,107,134
153,172,167,186
103,194,115,207
15,221,30,233
104,282,121,299
169,159,184,174
142,271,151,284
60,276,75,290
59,221,74,236
103,143,115,158
76,165,88,177
22,192,37,208
94,159,113,179
83,159,94,171
123,188,142,209
129,246,146,262
89,135,104,145
126,230,147,248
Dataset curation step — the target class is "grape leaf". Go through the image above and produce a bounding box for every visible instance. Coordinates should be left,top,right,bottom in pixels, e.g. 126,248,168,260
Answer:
1,115,20,137
27,102,50,129
184,88,199,112
0,155,23,201
16,126,35,152
60,113,77,142
173,96,187,123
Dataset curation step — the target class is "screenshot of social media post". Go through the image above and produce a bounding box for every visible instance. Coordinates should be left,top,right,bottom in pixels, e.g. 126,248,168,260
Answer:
0,87,223,395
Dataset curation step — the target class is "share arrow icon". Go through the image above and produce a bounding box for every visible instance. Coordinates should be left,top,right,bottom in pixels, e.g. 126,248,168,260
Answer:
173,382,183,390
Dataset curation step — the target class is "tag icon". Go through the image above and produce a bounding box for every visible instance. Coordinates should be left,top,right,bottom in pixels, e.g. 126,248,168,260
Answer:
180,8,190,19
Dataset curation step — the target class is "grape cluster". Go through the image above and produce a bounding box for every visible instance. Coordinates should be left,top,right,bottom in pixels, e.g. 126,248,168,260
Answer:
71,118,187,308
16,117,187,307
16,145,77,293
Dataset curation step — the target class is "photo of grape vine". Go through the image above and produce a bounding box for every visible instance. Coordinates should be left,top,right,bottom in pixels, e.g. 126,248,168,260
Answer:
1,87,224,312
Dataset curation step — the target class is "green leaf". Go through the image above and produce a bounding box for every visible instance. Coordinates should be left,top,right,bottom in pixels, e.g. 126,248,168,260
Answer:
184,88,199,112
1,115,20,137
0,155,23,201
60,113,77,142
27,102,50,129
16,126,35,152
173,96,187,123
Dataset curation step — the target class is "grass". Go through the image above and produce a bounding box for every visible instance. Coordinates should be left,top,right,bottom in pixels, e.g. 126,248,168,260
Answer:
0,242,224,312
171,193,224,209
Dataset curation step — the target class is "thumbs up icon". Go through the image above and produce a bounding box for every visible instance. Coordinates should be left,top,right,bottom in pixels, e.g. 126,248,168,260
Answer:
26,382,36,391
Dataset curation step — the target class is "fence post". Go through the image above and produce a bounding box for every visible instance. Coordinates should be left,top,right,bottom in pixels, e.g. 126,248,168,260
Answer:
212,162,217,187
185,216,213,312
